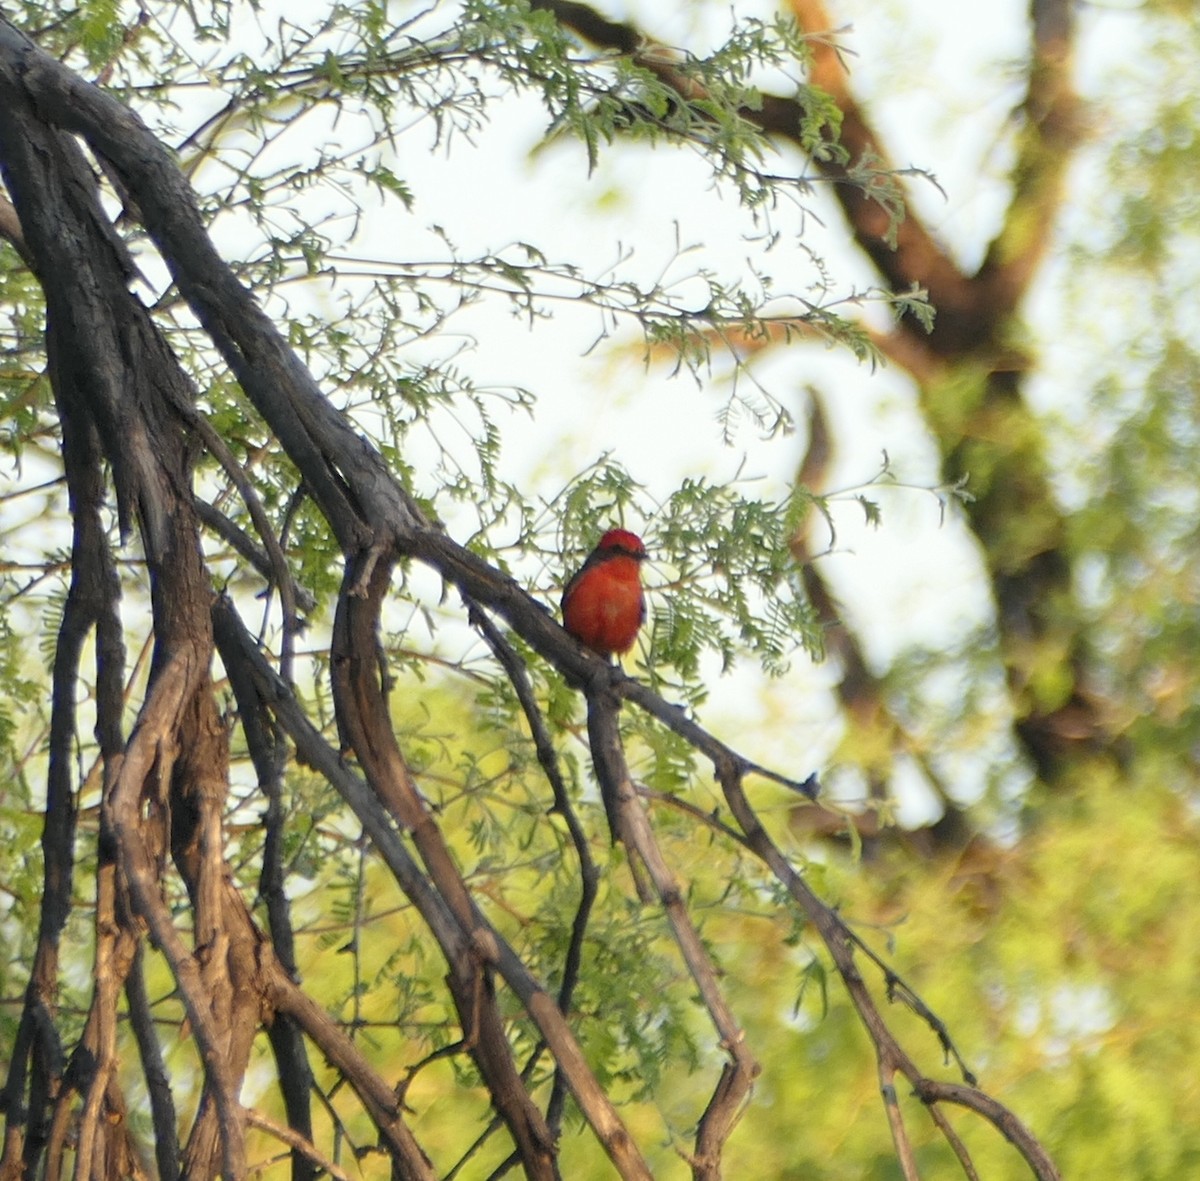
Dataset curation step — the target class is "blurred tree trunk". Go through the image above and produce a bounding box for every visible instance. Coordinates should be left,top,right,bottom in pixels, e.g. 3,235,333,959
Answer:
539,0,1112,849
786,0,1107,792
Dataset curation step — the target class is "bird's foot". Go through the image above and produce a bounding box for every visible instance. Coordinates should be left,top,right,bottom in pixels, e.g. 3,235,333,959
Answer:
606,659,632,691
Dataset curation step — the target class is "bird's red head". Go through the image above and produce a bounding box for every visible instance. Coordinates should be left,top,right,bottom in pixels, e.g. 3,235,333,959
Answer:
594,529,646,559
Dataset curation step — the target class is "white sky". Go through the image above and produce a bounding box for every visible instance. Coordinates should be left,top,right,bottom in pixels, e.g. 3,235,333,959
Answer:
10,0,1140,827
302,0,1035,821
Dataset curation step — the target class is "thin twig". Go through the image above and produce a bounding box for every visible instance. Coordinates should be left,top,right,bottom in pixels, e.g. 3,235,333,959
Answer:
244,1108,352,1181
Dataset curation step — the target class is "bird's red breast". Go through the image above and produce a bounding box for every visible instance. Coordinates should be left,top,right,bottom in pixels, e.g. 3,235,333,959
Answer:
561,529,647,658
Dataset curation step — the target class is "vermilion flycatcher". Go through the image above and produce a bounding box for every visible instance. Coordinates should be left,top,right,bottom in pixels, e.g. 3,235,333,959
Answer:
561,529,647,658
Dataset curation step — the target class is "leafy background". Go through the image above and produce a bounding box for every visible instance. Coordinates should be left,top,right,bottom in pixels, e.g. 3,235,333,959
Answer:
0,0,1198,1176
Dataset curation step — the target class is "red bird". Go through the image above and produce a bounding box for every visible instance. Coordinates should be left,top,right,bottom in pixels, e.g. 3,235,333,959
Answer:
561,529,647,658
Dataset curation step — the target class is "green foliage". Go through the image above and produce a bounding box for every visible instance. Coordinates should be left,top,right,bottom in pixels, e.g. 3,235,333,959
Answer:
843,773,1200,1181
5,0,1200,1176
542,459,822,684
1050,2,1200,773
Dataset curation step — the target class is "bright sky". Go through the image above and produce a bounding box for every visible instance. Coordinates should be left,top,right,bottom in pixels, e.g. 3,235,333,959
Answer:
135,0,1140,825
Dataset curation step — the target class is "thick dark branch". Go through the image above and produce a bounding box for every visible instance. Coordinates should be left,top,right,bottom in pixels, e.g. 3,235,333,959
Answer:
468,608,599,1138
0,49,263,1176
585,687,641,851
0,18,412,557
125,943,180,1181
5,20,338,1170
215,605,317,1181
0,411,100,1177
214,595,654,1180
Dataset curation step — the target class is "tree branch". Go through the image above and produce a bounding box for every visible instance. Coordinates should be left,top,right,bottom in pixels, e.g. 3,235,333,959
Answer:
263,965,437,1180
468,607,601,1139
585,680,759,1178
0,16,1064,1177
106,648,247,1179
214,594,656,1179
125,942,180,1181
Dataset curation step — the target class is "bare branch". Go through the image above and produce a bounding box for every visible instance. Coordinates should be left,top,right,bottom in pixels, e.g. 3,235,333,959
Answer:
915,1078,1062,1180
879,1063,921,1181
585,681,759,1177
125,943,180,1181
468,606,601,1137
214,595,656,1180
264,965,437,1180
244,1109,352,1181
